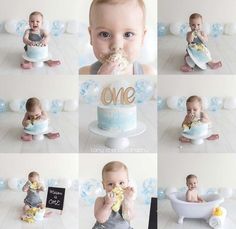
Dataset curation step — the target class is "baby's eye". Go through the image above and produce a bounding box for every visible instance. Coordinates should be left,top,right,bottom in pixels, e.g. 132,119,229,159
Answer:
99,31,111,39
120,181,125,185
124,32,134,38
108,183,113,186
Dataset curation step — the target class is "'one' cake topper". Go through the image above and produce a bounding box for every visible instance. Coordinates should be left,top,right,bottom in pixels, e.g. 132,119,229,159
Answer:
101,86,135,105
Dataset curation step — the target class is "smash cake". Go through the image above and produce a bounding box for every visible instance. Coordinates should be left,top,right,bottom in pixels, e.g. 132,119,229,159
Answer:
24,119,49,134
26,43,48,60
97,104,137,132
182,121,208,137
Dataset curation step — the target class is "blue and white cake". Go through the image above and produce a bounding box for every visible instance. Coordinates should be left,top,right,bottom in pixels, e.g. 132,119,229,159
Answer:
25,119,49,134
183,122,208,137
26,45,48,60
97,105,137,132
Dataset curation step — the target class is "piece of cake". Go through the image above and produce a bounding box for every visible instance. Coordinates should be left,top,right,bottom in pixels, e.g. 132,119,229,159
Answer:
112,187,124,212
26,43,48,60
97,105,137,132
25,119,49,134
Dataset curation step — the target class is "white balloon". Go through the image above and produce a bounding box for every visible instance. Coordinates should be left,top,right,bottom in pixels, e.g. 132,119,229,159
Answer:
165,187,178,196
66,20,79,34
218,187,233,198
224,23,236,35
9,99,22,112
8,178,18,190
63,99,78,111
41,99,51,112
167,96,179,110
202,96,209,110
170,23,181,36
203,23,211,35
43,20,51,33
5,20,18,34
224,97,236,110
58,178,72,189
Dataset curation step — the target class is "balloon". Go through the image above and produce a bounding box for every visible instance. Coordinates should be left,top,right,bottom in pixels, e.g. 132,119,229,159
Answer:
157,188,166,200
218,187,233,198
42,20,51,32
208,97,223,111
80,80,101,104
9,99,25,112
202,96,209,110
51,99,63,113
8,178,18,190
63,99,78,111
158,23,168,37
165,187,178,196
135,79,154,103
0,99,6,112
170,22,189,36
51,20,66,37
66,20,79,34
58,178,72,189
223,97,236,110
0,178,6,190
17,178,27,191
16,19,28,36
224,23,236,35
177,96,186,111
80,179,103,206
141,178,157,204
4,20,18,34
203,23,211,35
167,96,179,110
41,99,51,112
210,23,223,37
47,179,58,187
157,96,165,110
71,179,80,191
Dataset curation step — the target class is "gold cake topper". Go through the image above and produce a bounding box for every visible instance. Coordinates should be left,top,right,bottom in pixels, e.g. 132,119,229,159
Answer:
101,86,135,105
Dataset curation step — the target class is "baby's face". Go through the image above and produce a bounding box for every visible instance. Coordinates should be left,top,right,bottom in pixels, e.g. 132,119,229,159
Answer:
29,175,39,183
187,177,198,190
189,17,202,31
186,101,202,118
102,168,129,193
28,105,42,120
29,14,43,31
89,1,146,63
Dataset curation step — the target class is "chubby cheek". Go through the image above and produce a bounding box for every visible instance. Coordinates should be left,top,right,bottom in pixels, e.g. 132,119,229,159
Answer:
124,39,142,62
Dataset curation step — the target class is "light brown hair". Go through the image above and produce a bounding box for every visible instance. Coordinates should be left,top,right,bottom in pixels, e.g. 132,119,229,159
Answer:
189,13,202,22
26,97,41,112
186,174,197,183
186,95,202,105
28,171,39,179
29,11,44,20
102,161,128,180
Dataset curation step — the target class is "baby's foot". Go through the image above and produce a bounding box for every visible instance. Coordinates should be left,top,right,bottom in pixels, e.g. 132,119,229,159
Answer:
21,134,33,141
46,132,60,139
180,64,193,72
206,134,219,140
179,136,191,143
46,60,61,67
21,61,33,69
208,61,222,69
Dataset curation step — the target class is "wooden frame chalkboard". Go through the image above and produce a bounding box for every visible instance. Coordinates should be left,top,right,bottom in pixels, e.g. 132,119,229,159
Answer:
46,187,66,211
148,197,157,229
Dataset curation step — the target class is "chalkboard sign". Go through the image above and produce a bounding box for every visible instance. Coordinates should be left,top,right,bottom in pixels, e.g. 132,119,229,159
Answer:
148,197,157,229
46,187,65,211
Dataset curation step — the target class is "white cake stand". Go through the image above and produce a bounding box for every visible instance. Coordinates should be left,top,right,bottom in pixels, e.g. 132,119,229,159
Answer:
89,121,146,149
182,129,212,145
22,53,52,68
23,127,52,141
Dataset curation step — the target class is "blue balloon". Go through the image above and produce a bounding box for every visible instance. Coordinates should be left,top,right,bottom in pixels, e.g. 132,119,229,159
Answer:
141,178,157,204
157,96,165,110
71,179,79,191
0,178,7,190
158,23,168,37
80,179,103,206
208,97,223,111
17,178,26,191
135,80,154,103
19,100,26,112
51,100,63,113
179,23,189,37
16,19,28,36
177,96,186,111
47,179,58,187
0,99,6,112
80,80,100,104
211,23,223,38
51,20,65,37
157,188,166,200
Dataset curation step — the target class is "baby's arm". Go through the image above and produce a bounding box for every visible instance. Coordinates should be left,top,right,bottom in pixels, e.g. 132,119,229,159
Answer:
197,31,208,43
197,195,204,203
201,112,210,123
122,187,135,220
22,113,31,127
23,30,33,46
22,181,31,192
186,190,192,202
37,183,45,192
182,114,193,127
40,111,48,120
41,29,50,45
186,32,194,43
94,195,114,223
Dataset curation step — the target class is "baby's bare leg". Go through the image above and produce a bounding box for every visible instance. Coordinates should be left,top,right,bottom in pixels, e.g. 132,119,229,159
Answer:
45,60,61,67
179,136,191,143
180,54,194,72
206,134,219,140
208,61,222,69
21,60,33,69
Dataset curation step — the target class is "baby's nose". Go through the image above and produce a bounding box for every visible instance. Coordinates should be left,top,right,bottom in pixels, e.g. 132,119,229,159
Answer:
110,36,124,52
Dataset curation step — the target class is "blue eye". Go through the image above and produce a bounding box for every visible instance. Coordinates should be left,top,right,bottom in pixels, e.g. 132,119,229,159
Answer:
124,32,134,38
99,32,111,39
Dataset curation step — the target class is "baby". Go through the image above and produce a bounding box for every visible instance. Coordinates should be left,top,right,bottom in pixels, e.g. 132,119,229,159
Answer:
180,13,222,72
21,11,61,69
179,95,219,143
79,0,156,75
21,97,60,141
186,174,204,203
22,171,45,212
92,161,135,229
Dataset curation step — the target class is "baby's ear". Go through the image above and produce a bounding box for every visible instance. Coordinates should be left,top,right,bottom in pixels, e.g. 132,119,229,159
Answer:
88,26,92,45
142,27,147,45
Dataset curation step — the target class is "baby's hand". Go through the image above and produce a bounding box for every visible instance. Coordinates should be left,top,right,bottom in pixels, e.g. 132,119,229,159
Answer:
186,113,194,123
124,187,134,201
97,61,120,75
41,39,47,46
104,192,116,207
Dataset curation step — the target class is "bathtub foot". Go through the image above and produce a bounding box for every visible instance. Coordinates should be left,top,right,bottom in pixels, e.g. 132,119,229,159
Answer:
178,216,184,224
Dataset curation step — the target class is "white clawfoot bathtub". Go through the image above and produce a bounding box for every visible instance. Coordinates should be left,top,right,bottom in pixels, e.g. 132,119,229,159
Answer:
168,192,224,224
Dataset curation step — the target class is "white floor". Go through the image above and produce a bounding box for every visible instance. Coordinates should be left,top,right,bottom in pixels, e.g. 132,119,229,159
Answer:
158,35,236,75
158,109,236,154
0,34,79,76
0,190,78,229
0,112,78,154
79,101,157,153
79,199,150,229
158,199,236,229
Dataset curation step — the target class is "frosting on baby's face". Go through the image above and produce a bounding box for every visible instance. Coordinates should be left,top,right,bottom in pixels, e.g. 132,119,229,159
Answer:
186,101,202,119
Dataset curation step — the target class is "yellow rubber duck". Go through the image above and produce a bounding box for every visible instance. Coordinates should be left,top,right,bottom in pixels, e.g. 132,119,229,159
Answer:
112,187,124,212
213,207,223,216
